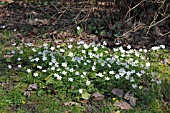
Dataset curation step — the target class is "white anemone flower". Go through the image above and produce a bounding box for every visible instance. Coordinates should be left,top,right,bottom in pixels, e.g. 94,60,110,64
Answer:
32,48,36,52
96,72,104,77
19,50,23,54
42,70,47,72
81,75,84,78
126,71,131,76
93,47,98,51
105,77,110,80
109,70,115,75
11,50,16,54
160,45,165,49
136,72,142,77
79,89,83,94
83,44,89,49
125,75,130,80
115,74,120,79
62,62,67,67
37,66,42,69
151,46,160,50
33,72,38,77
51,66,55,71
68,77,73,82
57,76,62,80
43,43,48,47
143,49,147,53
86,80,91,86
54,73,59,77
42,57,47,61
68,45,73,49
69,68,74,72
60,49,65,53
83,72,87,75
113,48,118,52
82,50,86,54
127,45,131,49
145,62,150,67
156,80,162,84
18,65,22,68
92,65,96,71
62,71,67,75
135,51,140,57
49,62,53,66
75,71,80,75
27,69,31,73
107,64,112,68
68,52,74,57
77,26,81,30
8,65,12,69
103,41,107,46
50,46,55,51
140,70,145,74
132,84,137,89
35,57,40,62
17,58,21,61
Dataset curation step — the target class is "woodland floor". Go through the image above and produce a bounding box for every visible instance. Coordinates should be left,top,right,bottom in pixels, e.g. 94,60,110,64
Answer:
0,1,170,113
0,1,170,50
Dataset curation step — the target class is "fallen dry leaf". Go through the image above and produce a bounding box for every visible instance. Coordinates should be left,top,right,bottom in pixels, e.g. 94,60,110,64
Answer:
64,101,80,106
24,91,31,97
92,92,104,101
111,88,124,98
80,99,89,104
129,96,137,107
27,83,38,91
124,91,131,100
0,0,14,3
86,104,94,111
115,100,132,110
124,91,137,106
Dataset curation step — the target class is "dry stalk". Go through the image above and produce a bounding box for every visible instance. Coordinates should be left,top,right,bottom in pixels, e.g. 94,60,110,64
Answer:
125,0,146,19
146,15,170,34
74,5,90,24
47,3,71,31
117,23,144,38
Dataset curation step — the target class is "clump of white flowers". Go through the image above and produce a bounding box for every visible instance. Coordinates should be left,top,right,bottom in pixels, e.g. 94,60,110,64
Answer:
6,41,165,98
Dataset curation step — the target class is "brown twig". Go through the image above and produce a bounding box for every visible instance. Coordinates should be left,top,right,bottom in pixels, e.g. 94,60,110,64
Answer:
117,23,144,38
125,0,146,19
146,15,170,34
47,3,71,31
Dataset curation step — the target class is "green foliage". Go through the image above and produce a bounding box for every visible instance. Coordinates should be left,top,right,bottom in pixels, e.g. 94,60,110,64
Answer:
4,41,166,102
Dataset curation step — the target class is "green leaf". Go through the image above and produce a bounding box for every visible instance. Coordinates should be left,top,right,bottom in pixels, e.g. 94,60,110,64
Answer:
37,89,45,97
6,57,11,62
82,92,91,100
110,25,116,30
100,30,106,36
0,51,2,60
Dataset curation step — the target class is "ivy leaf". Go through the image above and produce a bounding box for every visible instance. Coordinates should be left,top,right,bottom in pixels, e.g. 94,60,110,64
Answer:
100,30,107,37
82,92,91,100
